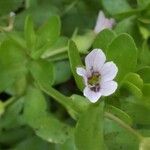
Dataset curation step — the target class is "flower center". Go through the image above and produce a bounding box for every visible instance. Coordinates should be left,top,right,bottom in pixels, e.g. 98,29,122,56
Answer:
88,72,101,92
88,72,100,85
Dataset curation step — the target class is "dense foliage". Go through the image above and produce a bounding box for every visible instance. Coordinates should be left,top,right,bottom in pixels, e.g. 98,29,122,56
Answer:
0,0,150,149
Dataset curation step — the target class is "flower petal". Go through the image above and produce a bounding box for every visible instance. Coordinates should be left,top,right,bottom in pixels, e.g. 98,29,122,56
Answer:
76,67,88,85
83,87,101,103
76,67,87,76
100,81,117,96
103,18,115,29
109,18,116,28
85,49,106,73
100,61,118,82
94,11,106,33
94,11,115,33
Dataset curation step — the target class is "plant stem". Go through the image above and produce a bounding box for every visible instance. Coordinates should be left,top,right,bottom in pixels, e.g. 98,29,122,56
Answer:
104,112,143,141
61,0,79,17
3,96,17,107
0,12,15,32
42,47,68,58
37,81,145,141
38,83,80,115
39,82,143,141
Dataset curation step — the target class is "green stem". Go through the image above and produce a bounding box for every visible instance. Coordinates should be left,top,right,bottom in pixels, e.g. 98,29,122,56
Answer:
38,83,79,114
104,112,143,141
50,53,68,62
42,47,68,58
0,12,15,32
43,86,69,107
39,82,143,141
3,96,17,107
38,82,144,141
61,0,79,17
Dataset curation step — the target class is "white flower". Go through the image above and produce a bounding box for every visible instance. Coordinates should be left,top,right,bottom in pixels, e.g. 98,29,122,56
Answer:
94,11,115,34
76,49,118,103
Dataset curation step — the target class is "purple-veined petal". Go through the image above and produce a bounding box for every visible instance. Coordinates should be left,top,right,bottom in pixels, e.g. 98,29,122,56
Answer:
83,87,101,103
100,61,118,82
100,81,117,96
85,49,106,73
76,67,88,85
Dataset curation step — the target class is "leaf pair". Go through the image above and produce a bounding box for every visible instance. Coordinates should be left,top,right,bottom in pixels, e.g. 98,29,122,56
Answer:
24,15,60,59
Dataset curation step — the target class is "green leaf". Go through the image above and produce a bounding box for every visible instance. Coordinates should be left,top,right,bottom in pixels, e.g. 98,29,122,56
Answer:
115,17,134,33
13,136,53,150
23,87,47,125
14,4,59,30
68,40,84,91
37,15,60,47
70,94,90,114
53,60,71,85
140,41,150,65
5,74,27,96
55,137,77,150
31,16,61,59
0,126,32,145
38,83,80,120
75,102,105,150
121,73,143,98
25,0,38,8
24,15,36,50
0,97,24,129
105,105,133,125
42,37,68,59
72,31,96,53
137,0,150,8
93,29,116,52
140,137,150,150
50,53,68,62
137,66,150,83
38,79,90,121
142,84,150,98
104,118,139,150
115,17,137,36
12,75,27,96
120,96,150,125
69,94,90,119
139,26,150,40
107,34,137,82
115,17,142,46
0,0,23,16
102,0,131,15
123,73,143,90
29,59,54,87
35,115,73,144
121,81,143,98
0,39,27,91
7,32,27,50
23,87,72,143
